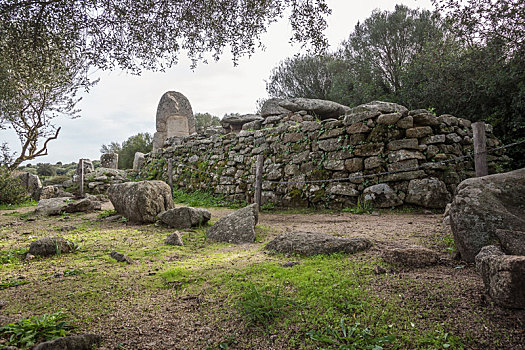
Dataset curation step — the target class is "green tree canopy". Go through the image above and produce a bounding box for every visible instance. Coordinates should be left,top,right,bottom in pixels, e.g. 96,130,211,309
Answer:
101,133,153,169
194,113,221,132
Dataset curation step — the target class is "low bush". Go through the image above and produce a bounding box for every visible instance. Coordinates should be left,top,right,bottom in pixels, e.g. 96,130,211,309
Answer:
0,167,28,205
0,312,75,349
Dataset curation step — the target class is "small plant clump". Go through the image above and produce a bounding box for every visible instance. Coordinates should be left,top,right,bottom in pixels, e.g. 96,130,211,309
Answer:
0,167,28,206
343,198,373,215
237,283,289,327
0,312,75,349
0,279,30,290
307,318,395,349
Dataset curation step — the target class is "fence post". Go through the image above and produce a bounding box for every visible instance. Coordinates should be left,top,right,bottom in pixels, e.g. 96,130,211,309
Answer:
472,122,488,177
254,154,264,210
167,158,173,194
80,159,84,197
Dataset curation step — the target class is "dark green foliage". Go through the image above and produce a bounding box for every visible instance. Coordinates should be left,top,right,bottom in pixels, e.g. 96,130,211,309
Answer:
101,133,153,169
36,163,57,177
195,112,220,132
0,312,75,349
0,167,28,205
266,54,338,100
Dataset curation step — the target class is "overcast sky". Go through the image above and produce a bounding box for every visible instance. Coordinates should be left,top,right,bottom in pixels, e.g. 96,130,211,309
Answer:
2,0,432,165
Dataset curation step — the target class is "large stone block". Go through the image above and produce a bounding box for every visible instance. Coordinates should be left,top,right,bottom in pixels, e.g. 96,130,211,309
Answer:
450,168,525,262
154,91,195,151
107,180,174,223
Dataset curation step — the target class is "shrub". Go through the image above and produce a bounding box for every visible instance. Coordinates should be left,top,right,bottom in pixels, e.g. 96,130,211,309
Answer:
0,167,28,205
0,312,75,348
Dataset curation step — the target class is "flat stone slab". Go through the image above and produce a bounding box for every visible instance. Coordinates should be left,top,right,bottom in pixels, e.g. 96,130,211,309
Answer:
33,333,101,350
382,246,440,267
158,207,211,229
265,231,372,256
206,204,258,244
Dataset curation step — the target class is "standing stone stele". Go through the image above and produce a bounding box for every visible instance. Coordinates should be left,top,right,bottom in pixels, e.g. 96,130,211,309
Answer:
153,91,195,151
133,152,145,171
100,153,118,169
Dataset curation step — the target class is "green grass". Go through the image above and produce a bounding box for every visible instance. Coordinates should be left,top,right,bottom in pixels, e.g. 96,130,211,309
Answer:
172,188,246,209
0,279,30,290
0,248,27,264
0,200,37,210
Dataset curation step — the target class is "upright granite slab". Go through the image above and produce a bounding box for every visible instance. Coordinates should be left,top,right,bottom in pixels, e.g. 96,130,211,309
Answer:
153,91,195,151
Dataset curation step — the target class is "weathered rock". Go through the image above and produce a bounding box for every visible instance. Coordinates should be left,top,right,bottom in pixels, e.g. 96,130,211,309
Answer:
412,112,440,126
14,171,42,200
35,197,70,215
406,126,433,138
133,152,145,171
28,237,73,257
100,153,118,169
221,114,263,133
65,198,101,213
349,101,408,115
327,183,359,197
475,246,525,308
387,138,419,151
158,207,211,229
107,180,174,223
265,231,372,256
377,113,402,125
260,98,291,117
495,229,525,256
40,186,74,200
277,98,352,119
405,178,451,209
33,334,101,350
206,204,258,244
387,149,425,162
450,168,525,262
110,251,134,264
165,232,184,246
382,246,440,267
363,184,403,208
75,159,94,176
153,91,195,151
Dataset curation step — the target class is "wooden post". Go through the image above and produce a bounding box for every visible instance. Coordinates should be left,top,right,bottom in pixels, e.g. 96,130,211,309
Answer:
254,154,264,210
167,159,173,194
472,122,488,177
80,159,84,197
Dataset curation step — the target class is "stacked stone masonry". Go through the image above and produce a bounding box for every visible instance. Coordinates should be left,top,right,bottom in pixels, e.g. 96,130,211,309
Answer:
140,101,505,209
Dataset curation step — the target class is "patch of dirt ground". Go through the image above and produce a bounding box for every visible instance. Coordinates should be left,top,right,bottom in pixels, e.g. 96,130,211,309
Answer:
0,204,523,350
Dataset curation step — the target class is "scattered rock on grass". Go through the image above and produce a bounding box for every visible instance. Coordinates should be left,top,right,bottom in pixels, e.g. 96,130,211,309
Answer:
475,245,525,309
206,204,258,244
450,168,525,262
158,207,211,229
107,180,174,223
382,246,440,267
165,232,184,246
265,231,372,256
35,197,101,216
28,237,74,257
110,251,134,264
33,333,101,350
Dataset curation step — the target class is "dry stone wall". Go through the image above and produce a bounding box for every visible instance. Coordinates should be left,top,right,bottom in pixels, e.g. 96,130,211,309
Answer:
140,100,505,209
